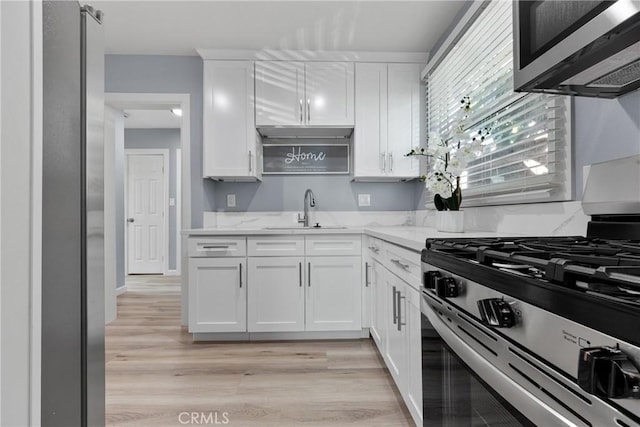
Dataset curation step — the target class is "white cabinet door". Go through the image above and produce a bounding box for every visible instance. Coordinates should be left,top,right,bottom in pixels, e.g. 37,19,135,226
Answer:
384,270,407,388
247,257,305,332
405,285,423,426
387,63,421,178
354,63,387,177
203,60,259,179
255,61,304,126
369,259,386,347
306,256,362,331
188,257,246,333
304,62,354,126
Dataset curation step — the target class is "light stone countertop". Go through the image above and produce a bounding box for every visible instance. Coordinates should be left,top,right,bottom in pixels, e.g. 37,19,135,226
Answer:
184,226,508,253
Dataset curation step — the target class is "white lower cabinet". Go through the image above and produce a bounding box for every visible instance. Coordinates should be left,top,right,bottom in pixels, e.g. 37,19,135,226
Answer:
370,241,422,427
405,286,423,423
188,257,247,333
247,257,305,332
306,256,362,331
384,269,407,388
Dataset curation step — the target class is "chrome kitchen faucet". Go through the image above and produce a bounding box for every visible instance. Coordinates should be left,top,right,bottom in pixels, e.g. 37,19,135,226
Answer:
298,188,316,227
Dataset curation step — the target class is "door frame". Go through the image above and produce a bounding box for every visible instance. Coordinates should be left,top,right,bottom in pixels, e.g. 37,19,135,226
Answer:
124,149,170,275
105,93,191,324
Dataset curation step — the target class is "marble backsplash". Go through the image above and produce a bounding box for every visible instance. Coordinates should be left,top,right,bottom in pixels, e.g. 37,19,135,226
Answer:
415,200,590,236
204,210,416,229
204,201,590,237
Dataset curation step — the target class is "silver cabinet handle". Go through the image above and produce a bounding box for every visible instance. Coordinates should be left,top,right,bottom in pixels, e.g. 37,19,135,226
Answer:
248,150,253,173
308,262,311,287
299,99,303,123
391,259,410,270
239,263,243,288
299,262,302,287
127,218,135,223
392,286,397,325
201,245,229,250
397,292,406,331
307,98,311,122
365,262,370,287
389,152,394,172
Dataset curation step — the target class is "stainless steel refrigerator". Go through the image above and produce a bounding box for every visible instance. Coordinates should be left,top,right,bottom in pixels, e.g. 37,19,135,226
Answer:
42,1,105,426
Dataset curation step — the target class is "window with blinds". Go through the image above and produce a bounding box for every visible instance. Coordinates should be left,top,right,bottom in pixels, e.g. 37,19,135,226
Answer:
426,0,572,206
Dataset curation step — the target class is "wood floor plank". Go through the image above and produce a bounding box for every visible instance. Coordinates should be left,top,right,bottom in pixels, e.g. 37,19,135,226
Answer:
106,276,413,426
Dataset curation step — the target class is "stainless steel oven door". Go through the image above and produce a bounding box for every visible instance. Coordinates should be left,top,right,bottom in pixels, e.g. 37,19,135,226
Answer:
421,293,583,427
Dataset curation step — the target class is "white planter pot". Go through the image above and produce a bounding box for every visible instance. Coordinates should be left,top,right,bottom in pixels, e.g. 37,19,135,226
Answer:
436,210,465,233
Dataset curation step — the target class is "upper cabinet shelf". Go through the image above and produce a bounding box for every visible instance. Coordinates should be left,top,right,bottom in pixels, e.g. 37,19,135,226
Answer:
255,61,355,129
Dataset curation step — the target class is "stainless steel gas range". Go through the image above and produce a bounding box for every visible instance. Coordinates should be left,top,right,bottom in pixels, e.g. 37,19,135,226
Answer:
419,156,640,427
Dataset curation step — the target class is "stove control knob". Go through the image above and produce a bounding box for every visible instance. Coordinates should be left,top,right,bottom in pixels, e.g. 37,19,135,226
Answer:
477,298,516,328
435,277,459,298
578,346,640,399
424,270,441,290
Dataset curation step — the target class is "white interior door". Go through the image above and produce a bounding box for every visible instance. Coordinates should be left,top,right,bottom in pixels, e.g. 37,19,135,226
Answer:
126,153,165,274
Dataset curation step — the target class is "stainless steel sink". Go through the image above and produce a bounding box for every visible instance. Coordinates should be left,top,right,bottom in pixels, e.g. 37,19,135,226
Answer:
263,226,347,230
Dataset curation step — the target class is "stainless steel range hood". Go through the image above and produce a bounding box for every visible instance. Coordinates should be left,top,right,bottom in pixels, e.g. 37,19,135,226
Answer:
582,155,640,215
257,126,353,139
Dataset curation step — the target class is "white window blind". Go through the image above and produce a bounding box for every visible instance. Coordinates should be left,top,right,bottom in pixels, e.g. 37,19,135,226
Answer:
426,0,572,206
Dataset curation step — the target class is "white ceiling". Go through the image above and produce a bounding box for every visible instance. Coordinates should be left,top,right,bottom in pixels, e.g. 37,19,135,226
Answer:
124,109,182,128
92,1,466,56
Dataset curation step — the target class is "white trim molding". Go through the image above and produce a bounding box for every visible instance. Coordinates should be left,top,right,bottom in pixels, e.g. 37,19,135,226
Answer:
197,48,429,64
105,92,191,325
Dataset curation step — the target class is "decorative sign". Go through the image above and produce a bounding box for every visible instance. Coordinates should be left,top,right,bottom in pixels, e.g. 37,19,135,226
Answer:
262,144,350,174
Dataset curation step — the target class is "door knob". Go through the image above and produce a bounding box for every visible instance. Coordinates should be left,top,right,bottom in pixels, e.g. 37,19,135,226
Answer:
127,218,135,223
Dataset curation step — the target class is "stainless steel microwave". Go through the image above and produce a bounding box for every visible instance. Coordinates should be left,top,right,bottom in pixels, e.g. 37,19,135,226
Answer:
514,0,640,98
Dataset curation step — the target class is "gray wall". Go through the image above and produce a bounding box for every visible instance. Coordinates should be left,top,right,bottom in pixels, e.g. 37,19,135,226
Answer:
124,129,181,270
574,92,640,199
105,55,206,227
215,176,416,212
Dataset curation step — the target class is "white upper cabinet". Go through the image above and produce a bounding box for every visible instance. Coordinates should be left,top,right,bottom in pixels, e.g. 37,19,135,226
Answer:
203,60,261,180
354,63,388,177
353,62,422,180
255,61,354,127
255,61,305,126
304,62,355,126
387,63,421,178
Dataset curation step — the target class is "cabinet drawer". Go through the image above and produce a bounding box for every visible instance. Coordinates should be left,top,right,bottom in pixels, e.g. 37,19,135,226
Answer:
248,236,305,256
363,235,384,262
383,243,421,289
188,236,246,257
305,235,362,256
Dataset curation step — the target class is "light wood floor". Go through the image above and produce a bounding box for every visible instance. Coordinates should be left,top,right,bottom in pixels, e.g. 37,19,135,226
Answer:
106,275,413,427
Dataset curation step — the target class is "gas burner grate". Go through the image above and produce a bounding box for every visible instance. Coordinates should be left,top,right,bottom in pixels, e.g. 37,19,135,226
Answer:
426,236,640,294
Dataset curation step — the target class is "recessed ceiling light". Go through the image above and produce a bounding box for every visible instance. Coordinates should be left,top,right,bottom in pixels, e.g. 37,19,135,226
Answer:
171,108,182,117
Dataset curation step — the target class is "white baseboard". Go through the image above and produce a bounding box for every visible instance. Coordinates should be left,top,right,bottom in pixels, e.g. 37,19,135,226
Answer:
192,329,370,342
115,286,127,296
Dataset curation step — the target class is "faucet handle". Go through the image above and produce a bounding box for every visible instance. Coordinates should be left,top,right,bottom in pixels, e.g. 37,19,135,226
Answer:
297,213,306,224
